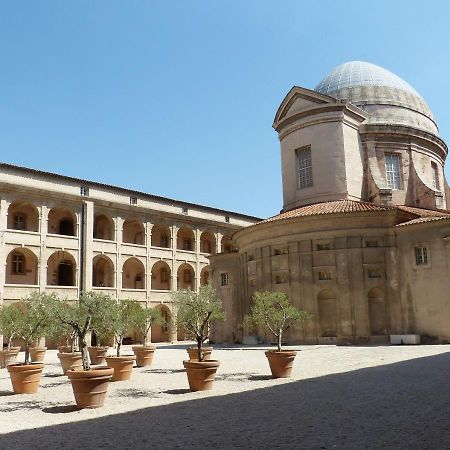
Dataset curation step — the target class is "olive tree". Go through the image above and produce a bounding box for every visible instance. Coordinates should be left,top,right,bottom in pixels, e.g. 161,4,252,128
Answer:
0,303,22,351
128,303,164,347
172,284,225,361
248,291,311,351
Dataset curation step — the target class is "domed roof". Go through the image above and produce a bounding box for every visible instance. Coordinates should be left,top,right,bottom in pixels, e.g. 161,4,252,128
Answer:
314,61,437,134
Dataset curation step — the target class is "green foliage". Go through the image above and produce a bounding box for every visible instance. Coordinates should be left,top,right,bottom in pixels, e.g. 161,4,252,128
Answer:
171,285,225,361
9,292,56,364
128,303,164,347
248,291,311,351
0,303,22,350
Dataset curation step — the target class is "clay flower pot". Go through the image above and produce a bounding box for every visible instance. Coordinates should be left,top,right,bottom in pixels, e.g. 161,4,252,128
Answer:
88,346,109,365
7,363,45,394
183,359,220,391
30,347,47,363
132,345,155,367
105,355,136,381
57,352,83,375
265,350,297,378
67,367,114,408
0,347,20,368
186,346,213,361
58,345,73,354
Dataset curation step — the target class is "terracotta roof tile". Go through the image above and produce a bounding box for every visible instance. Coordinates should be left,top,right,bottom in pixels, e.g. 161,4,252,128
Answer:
396,215,450,227
396,205,450,218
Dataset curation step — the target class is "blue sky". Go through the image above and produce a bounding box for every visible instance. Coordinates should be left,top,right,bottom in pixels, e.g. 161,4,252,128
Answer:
1,1,449,218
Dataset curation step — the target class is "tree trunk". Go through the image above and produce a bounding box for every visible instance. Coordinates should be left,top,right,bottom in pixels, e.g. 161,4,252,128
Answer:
7,338,11,351
79,333,90,371
24,343,30,365
197,337,203,362
116,339,122,357
277,332,282,352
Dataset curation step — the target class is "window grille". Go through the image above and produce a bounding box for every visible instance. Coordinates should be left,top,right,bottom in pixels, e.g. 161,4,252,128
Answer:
183,239,192,251
317,242,331,251
368,270,382,279
415,247,428,266
13,214,26,230
296,146,313,189
12,253,25,274
80,186,89,197
130,196,137,205
221,273,229,286
385,154,401,189
318,271,332,280
160,234,169,248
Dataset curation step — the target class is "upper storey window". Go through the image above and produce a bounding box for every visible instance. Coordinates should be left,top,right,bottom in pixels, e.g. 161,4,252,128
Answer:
385,154,401,190
431,162,440,190
13,214,26,230
296,146,313,190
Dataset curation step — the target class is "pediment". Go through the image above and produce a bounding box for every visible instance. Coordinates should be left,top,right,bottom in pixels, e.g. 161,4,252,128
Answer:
273,86,338,128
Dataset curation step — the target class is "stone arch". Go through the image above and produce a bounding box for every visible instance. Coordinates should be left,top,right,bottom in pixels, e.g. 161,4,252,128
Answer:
48,207,77,236
47,251,76,286
177,227,195,252
151,223,171,248
200,266,210,286
177,263,195,290
221,235,234,253
7,201,39,232
93,214,114,241
368,288,387,335
200,231,216,254
92,255,115,288
151,261,171,290
122,257,145,290
5,248,38,285
123,218,145,245
151,304,171,342
317,289,337,337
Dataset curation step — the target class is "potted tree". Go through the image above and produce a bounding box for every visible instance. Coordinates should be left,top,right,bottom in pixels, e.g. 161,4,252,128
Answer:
248,291,311,378
103,299,137,381
89,297,114,365
0,303,22,368
172,284,224,391
50,291,114,408
6,292,54,394
129,302,164,367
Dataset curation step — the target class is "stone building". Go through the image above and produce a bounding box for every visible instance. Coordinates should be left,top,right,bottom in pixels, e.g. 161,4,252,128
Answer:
210,61,450,345
0,163,259,345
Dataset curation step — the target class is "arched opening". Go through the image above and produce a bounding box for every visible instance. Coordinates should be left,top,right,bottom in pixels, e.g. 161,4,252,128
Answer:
368,288,387,335
48,208,76,236
317,289,337,337
5,248,38,285
177,227,195,252
92,255,115,287
151,305,171,342
200,231,216,254
7,202,39,232
151,224,171,248
93,214,114,241
200,266,210,286
151,261,171,290
221,235,234,253
122,257,145,290
123,218,145,245
47,252,76,286
177,263,195,290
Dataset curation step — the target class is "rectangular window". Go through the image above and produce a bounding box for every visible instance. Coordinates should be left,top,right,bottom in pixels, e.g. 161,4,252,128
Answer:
431,162,440,190
13,214,26,230
318,271,332,280
275,274,287,284
415,247,428,266
297,146,313,189
160,269,168,282
80,186,89,197
366,240,379,248
316,242,331,251
130,196,138,205
183,270,192,283
160,235,169,247
249,279,256,287
182,207,188,215
225,216,230,223
12,254,24,274
368,269,382,279
183,239,192,251
221,273,229,286
385,154,401,189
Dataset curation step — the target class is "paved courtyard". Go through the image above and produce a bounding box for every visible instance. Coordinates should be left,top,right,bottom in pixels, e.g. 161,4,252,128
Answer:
1,343,450,449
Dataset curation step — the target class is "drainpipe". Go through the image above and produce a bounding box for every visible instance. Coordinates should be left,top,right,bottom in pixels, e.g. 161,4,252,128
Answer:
79,202,86,293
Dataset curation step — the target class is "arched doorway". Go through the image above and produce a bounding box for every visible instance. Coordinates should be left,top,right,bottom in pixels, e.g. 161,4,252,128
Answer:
122,257,145,289
317,289,337,337
48,208,76,236
151,305,171,342
368,288,387,335
177,263,195,290
92,255,115,287
5,248,39,285
151,261,171,290
47,251,76,286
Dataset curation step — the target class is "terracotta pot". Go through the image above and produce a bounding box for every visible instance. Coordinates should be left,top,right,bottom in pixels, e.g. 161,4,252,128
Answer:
88,346,109,365
58,345,73,354
105,355,136,381
265,350,297,378
67,367,114,408
183,359,220,391
0,348,20,369
30,347,47,363
57,352,83,375
187,346,213,361
7,363,44,394
132,345,155,367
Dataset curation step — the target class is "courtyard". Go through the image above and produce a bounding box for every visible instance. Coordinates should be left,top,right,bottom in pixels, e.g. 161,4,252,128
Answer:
1,343,449,449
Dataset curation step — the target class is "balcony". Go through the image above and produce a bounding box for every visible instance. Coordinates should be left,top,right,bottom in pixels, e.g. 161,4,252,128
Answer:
46,234,79,250
4,230,40,247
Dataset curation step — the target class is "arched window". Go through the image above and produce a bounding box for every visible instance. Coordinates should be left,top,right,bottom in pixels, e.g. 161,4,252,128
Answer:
317,289,337,337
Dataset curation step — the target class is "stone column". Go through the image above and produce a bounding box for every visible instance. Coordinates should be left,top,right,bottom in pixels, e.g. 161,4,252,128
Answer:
39,203,49,292
83,201,95,293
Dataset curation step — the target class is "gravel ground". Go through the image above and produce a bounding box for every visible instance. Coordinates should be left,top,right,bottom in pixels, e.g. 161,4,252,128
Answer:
1,343,450,449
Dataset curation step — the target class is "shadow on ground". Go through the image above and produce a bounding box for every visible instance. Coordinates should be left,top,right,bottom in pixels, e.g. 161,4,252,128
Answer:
2,352,450,449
